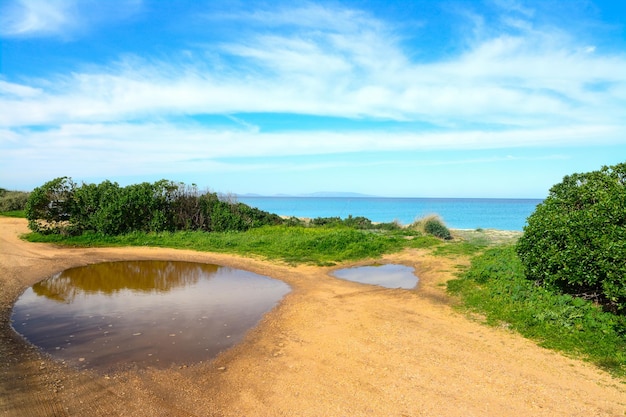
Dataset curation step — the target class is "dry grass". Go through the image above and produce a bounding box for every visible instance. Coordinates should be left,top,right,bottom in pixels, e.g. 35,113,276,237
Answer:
410,214,445,233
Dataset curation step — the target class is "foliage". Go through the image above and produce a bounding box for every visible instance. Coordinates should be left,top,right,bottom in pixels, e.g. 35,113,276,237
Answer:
24,225,411,266
0,188,30,212
26,177,76,234
423,217,452,240
25,177,283,235
448,245,626,378
517,163,626,313
411,215,452,240
311,215,401,231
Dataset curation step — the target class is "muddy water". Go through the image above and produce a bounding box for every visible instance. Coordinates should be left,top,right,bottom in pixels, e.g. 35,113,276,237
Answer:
332,264,418,289
10,260,290,372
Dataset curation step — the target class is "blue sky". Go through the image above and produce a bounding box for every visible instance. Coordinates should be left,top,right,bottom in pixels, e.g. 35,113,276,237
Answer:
0,0,624,198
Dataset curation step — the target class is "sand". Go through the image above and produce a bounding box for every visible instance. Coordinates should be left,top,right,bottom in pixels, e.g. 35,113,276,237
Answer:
1,217,624,416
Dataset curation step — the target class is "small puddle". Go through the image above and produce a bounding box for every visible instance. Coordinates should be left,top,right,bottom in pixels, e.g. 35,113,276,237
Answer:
331,264,418,289
11,261,290,372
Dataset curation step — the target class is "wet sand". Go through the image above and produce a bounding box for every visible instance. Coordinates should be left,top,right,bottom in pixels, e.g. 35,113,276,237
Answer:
1,217,625,416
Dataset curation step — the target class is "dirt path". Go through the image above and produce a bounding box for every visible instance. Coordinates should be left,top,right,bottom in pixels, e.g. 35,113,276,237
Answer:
1,217,625,416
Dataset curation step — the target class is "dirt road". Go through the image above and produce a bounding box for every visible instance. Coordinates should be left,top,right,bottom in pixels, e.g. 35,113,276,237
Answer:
1,217,624,416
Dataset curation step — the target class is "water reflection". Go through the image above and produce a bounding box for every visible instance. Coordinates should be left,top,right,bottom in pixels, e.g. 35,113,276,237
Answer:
11,261,290,372
332,264,418,289
32,261,212,303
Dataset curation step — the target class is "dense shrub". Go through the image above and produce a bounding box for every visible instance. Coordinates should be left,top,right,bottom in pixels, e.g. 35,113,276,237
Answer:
311,215,401,231
517,163,626,313
0,188,30,212
26,177,283,235
423,217,452,240
26,177,76,234
312,215,369,227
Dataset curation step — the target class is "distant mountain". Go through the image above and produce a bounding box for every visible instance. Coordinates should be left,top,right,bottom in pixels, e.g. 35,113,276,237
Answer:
301,192,376,198
236,192,377,198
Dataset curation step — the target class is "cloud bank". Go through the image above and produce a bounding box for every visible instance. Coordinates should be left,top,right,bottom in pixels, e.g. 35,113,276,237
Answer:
0,1,624,191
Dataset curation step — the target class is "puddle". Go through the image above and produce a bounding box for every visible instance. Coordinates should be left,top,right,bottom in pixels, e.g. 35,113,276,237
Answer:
11,261,290,372
331,264,418,289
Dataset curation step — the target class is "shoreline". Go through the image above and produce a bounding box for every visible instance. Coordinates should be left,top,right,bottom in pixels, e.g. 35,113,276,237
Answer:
1,217,624,416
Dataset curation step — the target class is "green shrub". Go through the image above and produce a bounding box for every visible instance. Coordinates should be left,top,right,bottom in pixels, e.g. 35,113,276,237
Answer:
517,163,626,313
26,177,76,234
424,217,452,240
25,177,283,235
0,189,30,212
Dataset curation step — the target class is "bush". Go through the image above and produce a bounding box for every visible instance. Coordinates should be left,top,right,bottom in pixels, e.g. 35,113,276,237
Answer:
316,215,366,228
25,177,284,235
0,189,30,212
517,163,626,313
423,217,452,240
26,177,76,234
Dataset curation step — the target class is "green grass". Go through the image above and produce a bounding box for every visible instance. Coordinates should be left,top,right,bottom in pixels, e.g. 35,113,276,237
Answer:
24,225,441,266
0,210,26,218
447,245,626,379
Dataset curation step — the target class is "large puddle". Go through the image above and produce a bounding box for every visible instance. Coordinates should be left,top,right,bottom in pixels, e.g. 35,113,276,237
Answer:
11,261,290,372
332,264,418,289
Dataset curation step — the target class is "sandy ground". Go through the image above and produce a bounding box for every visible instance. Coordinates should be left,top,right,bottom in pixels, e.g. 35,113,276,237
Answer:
1,217,625,416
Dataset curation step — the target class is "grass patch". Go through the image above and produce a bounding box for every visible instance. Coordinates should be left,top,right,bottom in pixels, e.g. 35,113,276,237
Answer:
24,225,417,266
0,210,26,218
447,245,626,378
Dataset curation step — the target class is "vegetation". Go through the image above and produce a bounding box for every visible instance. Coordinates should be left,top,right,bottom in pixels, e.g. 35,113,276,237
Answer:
25,177,283,235
424,217,452,240
22,177,442,264
24,224,440,266
517,163,626,313
0,187,30,213
19,170,626,378
309,215,402,230
411,214,452,240
0,210,26,218
449,164,626,378
448,246,626,377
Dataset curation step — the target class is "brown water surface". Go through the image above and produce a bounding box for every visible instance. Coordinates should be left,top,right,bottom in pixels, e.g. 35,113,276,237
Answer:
11,260,290,372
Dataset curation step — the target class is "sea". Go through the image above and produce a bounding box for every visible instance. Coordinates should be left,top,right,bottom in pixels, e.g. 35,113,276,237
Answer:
237,197,543,231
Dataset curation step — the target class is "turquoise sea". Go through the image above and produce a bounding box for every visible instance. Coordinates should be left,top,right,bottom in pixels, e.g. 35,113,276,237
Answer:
237,197,543,231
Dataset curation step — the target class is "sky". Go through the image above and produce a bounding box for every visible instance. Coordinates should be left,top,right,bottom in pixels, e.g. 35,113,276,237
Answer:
0,0,624,198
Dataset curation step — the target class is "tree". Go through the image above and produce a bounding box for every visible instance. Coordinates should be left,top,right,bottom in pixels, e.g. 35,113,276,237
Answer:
516,163,626,313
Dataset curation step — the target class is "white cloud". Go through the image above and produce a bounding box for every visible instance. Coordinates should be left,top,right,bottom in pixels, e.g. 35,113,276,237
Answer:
0,0,74,37
2,121,622,169
0,80,42,97
2,28,623,129
0,0,142,38
1,120,622,192
0,1,624,178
